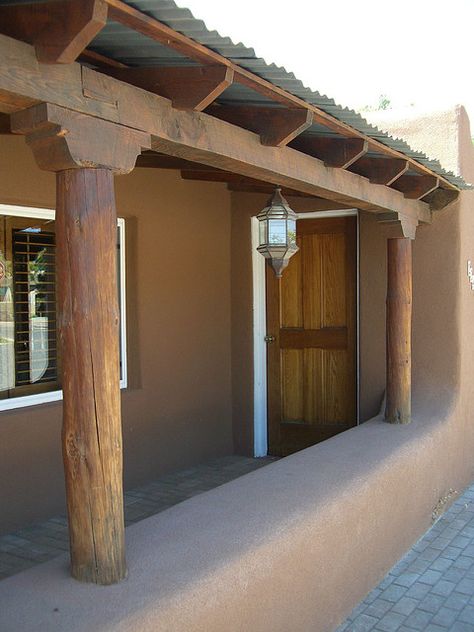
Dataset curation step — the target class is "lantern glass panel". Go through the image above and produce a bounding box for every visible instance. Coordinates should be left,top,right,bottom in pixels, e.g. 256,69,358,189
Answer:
259,218,267,245
287,219,296,246
268,219,287,244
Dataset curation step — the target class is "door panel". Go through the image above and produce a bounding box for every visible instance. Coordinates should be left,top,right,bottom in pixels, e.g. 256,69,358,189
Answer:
266,216,357,456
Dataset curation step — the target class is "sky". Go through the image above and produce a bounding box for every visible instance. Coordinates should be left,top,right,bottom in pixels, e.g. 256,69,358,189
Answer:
180,0,474,126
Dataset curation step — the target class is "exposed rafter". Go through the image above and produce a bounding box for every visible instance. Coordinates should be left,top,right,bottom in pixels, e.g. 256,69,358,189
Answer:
290,137,368,169
80,49,128,69
207,105,313,147
350,157,409,185
0,113,10,134
99,0,455,189
0,34,438,221
391,175,440,200
108,66,234,112
0,0,107,64
422,187,459,211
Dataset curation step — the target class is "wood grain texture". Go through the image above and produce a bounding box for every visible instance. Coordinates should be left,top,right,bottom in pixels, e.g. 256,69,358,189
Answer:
290,137,368,169
107,66,234,111
207,105,313,147
57,168,126,584
101,0,458,187
350,157,409,185
385,238,412,424
391,175,440,200
267,216,357,455
11,103,150,174
0,35,439,218
0,0,107,64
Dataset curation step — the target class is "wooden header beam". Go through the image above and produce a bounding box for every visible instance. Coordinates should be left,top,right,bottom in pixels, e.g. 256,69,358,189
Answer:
226,182,340,203
136,153,218,170
0,34,432,222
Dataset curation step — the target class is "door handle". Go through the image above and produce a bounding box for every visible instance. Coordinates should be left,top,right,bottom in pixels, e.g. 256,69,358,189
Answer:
264,335,276,343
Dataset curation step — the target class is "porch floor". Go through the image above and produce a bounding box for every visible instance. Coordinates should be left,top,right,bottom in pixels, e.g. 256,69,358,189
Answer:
338,482,474,632
0,455,275,581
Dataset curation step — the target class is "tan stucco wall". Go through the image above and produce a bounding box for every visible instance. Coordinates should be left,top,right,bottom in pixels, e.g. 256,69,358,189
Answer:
0,135,233,534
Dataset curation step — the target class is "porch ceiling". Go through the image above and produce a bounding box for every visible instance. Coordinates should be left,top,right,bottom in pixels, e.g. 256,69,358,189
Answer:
0,0,469,215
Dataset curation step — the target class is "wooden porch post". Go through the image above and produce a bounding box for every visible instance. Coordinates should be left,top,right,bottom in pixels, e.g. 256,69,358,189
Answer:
385,237,412,424
56,168,125,583
11,103,150,584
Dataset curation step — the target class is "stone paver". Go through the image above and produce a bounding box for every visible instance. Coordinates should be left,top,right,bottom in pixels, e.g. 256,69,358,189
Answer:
337,484,474,631
0,455,275,581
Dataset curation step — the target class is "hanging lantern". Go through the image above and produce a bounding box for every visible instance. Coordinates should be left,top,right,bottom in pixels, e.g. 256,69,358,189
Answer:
257,186,298,278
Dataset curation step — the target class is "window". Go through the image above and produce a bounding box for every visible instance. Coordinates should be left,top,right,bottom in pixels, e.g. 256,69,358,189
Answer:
0,205,127,411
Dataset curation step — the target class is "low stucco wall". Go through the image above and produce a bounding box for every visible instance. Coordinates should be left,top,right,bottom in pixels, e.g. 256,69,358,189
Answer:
0,136,233,534
1,410,473,632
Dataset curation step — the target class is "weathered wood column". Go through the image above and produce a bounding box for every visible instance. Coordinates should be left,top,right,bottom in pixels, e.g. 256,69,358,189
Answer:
385,237,413,424
11,103,150,584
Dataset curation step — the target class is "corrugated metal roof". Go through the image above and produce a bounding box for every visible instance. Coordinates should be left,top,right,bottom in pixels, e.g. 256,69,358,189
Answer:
2,0,469,189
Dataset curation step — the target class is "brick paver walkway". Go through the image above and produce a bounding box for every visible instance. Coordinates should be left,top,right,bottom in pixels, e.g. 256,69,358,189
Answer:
338,484,474,631
0,455,275,581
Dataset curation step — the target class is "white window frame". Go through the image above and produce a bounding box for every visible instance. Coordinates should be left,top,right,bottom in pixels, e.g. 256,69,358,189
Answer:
0,203,127,412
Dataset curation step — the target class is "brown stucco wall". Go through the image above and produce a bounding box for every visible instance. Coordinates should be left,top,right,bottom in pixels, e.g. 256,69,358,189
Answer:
2,108,474,632
0,135,233,534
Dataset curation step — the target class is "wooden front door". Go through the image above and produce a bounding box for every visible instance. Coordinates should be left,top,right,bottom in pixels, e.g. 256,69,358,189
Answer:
266,216,357,456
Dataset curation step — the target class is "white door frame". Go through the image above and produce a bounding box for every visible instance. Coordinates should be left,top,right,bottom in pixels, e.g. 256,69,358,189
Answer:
252,209,360,457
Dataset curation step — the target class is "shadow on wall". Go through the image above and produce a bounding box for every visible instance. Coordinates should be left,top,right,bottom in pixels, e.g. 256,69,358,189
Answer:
412,201,461,419
359,203,460,424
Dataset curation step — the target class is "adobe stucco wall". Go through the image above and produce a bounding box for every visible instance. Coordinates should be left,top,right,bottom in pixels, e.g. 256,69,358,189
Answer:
0,135,233,534
2,108,474,632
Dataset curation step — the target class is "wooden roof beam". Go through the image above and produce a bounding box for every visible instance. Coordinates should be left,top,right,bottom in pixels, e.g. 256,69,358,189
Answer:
227,183,348,206
0,0,108,64
350,157,409,185
102,0,456,190
0,113,10,134
107,66,234,112
421,187,459,211
177,165,349,206
136,153,219,170
391,175,440,200
79,49,128,69
181,170,265,186
104,0,348,133
291,137,368,169
207,105,313,147
0,34,434,221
